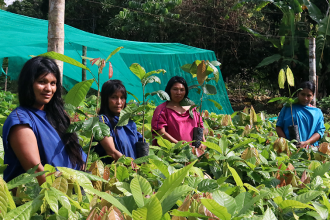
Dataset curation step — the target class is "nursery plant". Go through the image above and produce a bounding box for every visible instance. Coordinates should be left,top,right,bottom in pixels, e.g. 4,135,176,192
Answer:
180,60,223,147
116,63,168,158
268,66,301,143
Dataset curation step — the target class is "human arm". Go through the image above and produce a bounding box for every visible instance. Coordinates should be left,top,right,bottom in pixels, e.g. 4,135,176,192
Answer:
155,127,180,144
298,133,321,148
8,125,46,185
276,126,287,139
99,136,123,161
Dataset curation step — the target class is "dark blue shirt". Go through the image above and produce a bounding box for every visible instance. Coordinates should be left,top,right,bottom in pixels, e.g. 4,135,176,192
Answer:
93,115,143,163
3,106,87,182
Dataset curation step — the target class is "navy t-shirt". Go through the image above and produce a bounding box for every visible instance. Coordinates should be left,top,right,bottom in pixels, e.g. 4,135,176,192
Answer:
3,106,86,182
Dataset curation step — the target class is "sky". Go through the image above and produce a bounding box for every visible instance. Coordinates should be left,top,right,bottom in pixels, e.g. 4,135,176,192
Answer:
4,0,17,6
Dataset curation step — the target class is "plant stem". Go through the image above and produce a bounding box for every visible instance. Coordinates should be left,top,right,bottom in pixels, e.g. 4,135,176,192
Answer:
287,78,294,126
84,133,94,172
142,86,145,142
96,72,100,113
199,86,204,128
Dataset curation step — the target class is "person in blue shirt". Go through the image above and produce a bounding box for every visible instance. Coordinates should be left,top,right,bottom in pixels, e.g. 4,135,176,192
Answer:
3,57,86,184
276,81,325,148
94,80,143,163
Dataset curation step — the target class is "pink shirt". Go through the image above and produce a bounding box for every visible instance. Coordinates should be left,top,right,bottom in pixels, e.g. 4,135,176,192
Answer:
151,102,203,144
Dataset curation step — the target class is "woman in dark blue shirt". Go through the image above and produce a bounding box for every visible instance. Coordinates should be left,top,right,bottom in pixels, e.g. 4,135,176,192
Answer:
94,80,143,163
3,57,86,184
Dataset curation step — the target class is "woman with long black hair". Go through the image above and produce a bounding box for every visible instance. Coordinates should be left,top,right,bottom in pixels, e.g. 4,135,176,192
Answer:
3,56,86,184
93,80,143,163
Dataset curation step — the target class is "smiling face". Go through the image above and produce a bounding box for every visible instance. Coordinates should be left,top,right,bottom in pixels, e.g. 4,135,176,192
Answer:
298,88,314,106
170,82,186,103
108,90,126,116
32,73,57,110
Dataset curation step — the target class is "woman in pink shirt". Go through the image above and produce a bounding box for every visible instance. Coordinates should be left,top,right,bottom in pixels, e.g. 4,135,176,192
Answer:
151,76,205,145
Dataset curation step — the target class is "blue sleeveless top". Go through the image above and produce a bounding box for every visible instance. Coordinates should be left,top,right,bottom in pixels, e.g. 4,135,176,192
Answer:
3,106,87,182
276,104,325,146
93,115,143,162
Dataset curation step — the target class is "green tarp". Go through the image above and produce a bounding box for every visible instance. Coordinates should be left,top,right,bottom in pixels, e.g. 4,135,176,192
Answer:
0,10,233,114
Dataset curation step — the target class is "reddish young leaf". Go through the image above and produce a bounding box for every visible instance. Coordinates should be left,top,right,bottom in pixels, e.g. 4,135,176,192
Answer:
109,62,113,79
91,58,100,66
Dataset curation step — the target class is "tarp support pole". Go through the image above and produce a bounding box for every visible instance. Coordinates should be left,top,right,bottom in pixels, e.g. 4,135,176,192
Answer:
82,46,87,81
5,67,8,92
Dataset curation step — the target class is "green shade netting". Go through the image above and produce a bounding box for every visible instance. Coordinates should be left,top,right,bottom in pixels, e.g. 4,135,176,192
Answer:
0,10,233,114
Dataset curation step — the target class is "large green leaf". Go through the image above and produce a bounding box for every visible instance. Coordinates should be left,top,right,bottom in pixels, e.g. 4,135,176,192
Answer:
52,176,68,194
50,187,71,210
37,51,90,71
313,162,330,178
279,200,315,210
170,210,212,219
206,61,219,83
262,207,277,220
0,178,8,218
105,46,123,62
117,165,129,182
213,190,236,215
150,159,170,178
228,138,254,153
180,64,192,73
202,141,222,154
146,90,170,101
237,191,269,216
161,185,193,214
45,190,59,214
273,185,293,199
278,69,286,89
142,69,166,81
235,192,253,215
145,195,162,220
241,26,280,48
132,207,148,220
142,75,161,86
130,63,146,80
227,164,243,187
130,175,152,208
156,160,196,202
312,201,328,219
44,164,56,185
294,190,322,204
256,54,282,68
4,194,44,220
200,199,231,220
180,98,195,106
202,84,217,95
286,67,294,87
116,105,134,127
208,99,222,110
64,79,94,107
7,171,47,190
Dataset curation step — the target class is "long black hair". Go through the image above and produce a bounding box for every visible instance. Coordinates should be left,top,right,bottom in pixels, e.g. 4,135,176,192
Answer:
98,79,127,123
298,81,315,95
165,76,189,100
18,56,84,168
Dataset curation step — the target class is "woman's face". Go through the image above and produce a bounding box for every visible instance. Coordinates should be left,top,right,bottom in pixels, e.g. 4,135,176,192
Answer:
298,88,314,106
108,90,126,116
32,73,57,110
170,82,186,103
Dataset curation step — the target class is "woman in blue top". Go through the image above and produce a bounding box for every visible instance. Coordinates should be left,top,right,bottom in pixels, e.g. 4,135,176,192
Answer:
3,57,86,184
94,80,142,163
276,81,325,148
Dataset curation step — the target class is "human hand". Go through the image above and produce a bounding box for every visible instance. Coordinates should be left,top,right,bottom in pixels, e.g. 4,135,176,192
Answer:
297,141,309,149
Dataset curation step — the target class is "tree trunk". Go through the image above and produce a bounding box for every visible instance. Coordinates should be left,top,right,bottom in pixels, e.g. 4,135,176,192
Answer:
309,37,316,105
48,0,65,82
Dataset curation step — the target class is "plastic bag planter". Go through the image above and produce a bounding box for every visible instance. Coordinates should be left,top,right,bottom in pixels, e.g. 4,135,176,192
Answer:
192,127,203,148
288,125,300,144
136,142,149,158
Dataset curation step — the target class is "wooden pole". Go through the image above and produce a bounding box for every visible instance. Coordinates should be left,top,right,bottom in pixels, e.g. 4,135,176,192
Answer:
82,46,87,81
309,37,316,105
4,67,8,92
48,0,65,83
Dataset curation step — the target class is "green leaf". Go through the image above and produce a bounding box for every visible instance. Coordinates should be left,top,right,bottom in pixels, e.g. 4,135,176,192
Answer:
180,98,195,106
0,180,8,218
50,187,71,210
170,210,212,219
45,190,59,214
206,61,219,83
227,164,243,187
127,90,140,102
156,136,173,150
44,164,56,185
235,192,253,215
37,51,90,71
279,200,315,210
278,69,286,89
200,199,231,220
150,159,170,178
117,166,129,182
145,195,162,220
142,69,166,81
130,63,146,80
257,54,282,68
180,64,192,73
202,84,217,95
130,175,153,208
161,185,193,214
268,97,285,103
156,160,196,202
105,46,123,62
228,138,254,153
241,26,280,48
301,0,323,23
4,195,44,220
142,75,161,86
7,171,47,190
262,207,277,220
312,202,328,219
294,190,322,203
312,162,330,178
202,141,222,154
211,60,221,67
286,66,294,87
64,79,94,107
52,176,68,194
132,207,148,220
212,190,236,215
116,105,134,127
208,99,222,110
238,191,269,216
146,90,170,101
